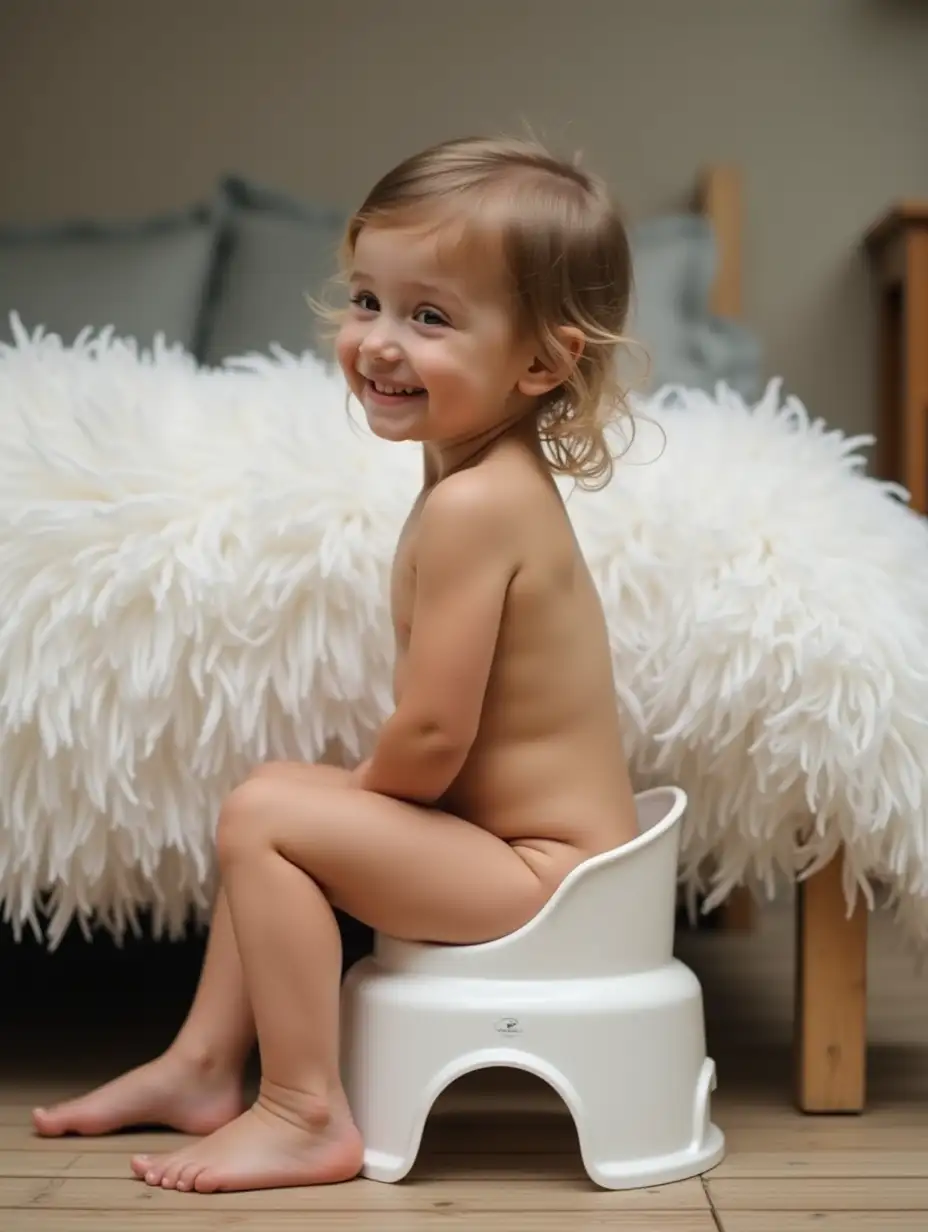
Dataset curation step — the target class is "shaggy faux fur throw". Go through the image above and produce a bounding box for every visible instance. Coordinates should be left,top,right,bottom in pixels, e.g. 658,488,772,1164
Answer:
2,320,928,947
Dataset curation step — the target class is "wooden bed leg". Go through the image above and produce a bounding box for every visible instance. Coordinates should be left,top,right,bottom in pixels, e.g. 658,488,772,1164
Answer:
794,853,868,1113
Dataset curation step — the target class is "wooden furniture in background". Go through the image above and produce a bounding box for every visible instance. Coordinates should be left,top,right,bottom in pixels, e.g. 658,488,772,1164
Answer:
695,166,868,1112
693,165,753,936
795,858,868,1112
802,200,928,1116
696,164,743,320
865,203,928,511
790,201,928,1114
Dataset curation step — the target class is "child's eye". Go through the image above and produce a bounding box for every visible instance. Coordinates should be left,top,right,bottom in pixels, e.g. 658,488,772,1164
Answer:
414,307,449,328
349,291,379,313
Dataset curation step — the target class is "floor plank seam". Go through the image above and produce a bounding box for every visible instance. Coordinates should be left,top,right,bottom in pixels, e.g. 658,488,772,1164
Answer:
701,1177,725,1231
27,1176,65,1205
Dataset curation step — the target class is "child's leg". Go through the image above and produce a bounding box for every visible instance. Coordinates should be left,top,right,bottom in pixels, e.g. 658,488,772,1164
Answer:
34,763,355,1138
33,888,250,1137
132,767,575,1193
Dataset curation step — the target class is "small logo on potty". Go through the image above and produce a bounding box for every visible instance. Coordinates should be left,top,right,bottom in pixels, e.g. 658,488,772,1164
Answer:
495,1017,523,1035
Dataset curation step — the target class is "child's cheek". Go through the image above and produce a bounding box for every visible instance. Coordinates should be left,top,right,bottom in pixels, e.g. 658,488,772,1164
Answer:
335,332,359,386
418,347,464,391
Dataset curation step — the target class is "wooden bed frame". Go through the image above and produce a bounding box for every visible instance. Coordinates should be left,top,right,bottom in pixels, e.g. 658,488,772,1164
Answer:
689,166,868,1115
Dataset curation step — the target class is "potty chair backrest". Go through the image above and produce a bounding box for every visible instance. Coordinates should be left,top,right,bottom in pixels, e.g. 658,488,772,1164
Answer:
373,786,686,980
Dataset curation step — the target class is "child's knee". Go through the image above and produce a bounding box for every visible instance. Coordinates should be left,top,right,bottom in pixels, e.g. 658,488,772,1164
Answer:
216,777,276,864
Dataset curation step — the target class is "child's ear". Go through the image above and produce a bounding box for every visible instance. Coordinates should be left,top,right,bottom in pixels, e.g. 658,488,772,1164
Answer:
518,326,586,398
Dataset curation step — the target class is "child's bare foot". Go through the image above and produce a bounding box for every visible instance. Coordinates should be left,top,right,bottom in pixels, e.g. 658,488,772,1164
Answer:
32,1049,244,1138
130,1084,364,1192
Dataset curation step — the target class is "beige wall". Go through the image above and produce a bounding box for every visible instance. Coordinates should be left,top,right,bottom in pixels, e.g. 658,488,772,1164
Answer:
1,0,927,438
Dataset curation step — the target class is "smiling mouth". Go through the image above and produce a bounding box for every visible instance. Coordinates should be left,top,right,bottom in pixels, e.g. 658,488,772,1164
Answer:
365,378,426,399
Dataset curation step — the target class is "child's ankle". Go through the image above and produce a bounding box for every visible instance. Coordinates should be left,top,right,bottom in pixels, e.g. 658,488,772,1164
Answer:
168,1038,244,1079
258,1076,352,1130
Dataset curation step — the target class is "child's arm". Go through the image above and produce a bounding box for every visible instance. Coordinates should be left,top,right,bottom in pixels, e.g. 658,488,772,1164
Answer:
359,471,516,804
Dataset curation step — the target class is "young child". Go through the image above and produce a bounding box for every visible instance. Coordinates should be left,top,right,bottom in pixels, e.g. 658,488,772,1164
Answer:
33,135,641,1192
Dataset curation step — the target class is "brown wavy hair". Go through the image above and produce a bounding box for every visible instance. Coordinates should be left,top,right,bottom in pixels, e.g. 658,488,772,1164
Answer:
324,135,639,490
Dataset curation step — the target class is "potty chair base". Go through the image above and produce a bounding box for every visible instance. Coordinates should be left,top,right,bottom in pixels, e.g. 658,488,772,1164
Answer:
340,787,725,1190
341,957,725,1190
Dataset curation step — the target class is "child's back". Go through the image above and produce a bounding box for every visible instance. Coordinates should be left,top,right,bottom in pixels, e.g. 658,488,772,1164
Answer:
393,431,639,869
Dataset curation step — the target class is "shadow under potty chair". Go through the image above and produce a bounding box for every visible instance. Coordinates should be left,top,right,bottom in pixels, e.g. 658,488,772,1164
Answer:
340,785,725,1189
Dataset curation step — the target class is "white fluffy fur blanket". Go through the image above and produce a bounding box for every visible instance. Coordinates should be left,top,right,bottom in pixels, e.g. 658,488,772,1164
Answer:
2,320,928,947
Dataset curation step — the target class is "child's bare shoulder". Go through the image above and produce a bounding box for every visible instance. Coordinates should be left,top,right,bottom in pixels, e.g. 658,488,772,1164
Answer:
421,450,551,534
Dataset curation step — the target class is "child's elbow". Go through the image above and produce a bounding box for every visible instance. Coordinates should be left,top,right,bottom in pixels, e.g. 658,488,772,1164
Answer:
399,714,477,799
414,716,475,771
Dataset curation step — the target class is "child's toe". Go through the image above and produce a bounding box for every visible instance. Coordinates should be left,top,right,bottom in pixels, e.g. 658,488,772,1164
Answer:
176,1162,201,1192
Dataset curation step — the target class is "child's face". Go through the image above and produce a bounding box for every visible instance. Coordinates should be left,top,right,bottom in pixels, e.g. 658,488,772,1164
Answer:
336,220,538,446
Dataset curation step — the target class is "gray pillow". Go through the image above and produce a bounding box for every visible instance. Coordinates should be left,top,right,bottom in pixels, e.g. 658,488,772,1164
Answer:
0,204,220,352
200,177,346,366
628,214,762,399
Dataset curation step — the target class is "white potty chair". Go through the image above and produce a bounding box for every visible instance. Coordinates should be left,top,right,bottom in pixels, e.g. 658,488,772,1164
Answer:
340,786,724,1189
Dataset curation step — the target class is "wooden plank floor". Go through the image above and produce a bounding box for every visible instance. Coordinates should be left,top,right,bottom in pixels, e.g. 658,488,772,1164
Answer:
2,897,928,1230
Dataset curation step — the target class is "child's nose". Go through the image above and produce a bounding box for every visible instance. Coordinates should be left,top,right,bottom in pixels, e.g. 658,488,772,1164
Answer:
360,324,403,364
